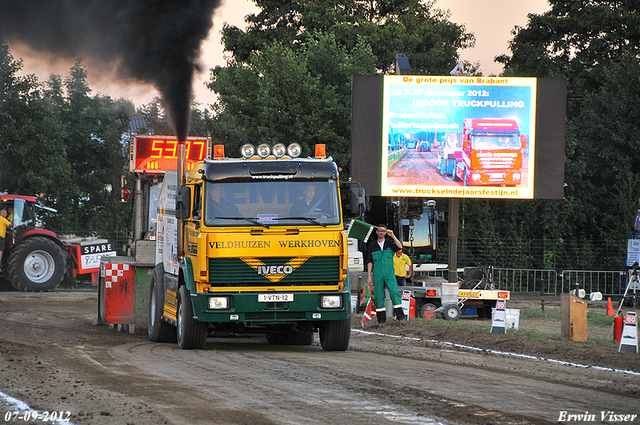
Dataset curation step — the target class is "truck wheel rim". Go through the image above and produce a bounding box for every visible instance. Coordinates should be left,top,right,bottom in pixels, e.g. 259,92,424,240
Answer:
23,250,55,284
149,284,157,328
177,302,183,341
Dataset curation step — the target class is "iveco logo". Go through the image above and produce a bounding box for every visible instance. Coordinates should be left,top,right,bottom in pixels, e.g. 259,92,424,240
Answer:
257,265,293,275
242,257,310,283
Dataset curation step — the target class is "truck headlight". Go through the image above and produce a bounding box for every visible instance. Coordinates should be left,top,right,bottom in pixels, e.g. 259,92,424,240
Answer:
320,295,342,309
287,143,302,158
208,296,230,310
240,144,255,158
256,143,271,158
272,143,286,158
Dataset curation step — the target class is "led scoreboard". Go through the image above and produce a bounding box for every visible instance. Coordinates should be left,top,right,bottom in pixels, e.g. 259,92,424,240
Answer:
130,136,212,173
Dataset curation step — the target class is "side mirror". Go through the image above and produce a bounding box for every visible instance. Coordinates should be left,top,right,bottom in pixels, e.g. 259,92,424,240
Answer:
175,185,191,220
350,187,366,217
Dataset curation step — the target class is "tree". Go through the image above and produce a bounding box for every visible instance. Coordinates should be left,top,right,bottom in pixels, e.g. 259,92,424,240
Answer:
1,46,133,239
57,60,134,233
209,0,473,171
0,42,71,202
222,0,474,74
481,0,640,268
209,33,376,170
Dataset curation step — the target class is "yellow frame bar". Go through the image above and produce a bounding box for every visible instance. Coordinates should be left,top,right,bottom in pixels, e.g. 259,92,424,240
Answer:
205,285,341,293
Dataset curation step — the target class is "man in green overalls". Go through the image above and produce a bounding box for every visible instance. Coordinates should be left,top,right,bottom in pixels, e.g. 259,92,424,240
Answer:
366,224,407,327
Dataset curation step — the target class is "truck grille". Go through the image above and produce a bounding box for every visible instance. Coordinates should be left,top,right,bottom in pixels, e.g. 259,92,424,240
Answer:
209,256,340,286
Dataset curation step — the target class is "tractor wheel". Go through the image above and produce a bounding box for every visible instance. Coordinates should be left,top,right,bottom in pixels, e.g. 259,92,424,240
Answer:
148,269,176,343
176,285,208,349
8,237,65,292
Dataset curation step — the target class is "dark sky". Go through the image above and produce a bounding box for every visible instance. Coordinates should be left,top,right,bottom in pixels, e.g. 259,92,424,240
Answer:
0,0,222,140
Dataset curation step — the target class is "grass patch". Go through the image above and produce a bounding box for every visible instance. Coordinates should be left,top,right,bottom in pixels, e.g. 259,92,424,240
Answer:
586,311,615,326
516,329,561,341
520,308,561,320
517,308,613,327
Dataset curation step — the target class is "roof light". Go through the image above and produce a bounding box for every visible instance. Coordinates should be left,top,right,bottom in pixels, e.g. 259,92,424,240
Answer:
240,144,255,158
256,143,270,158
287,143,301,158
213,145,225,159
272,143,286,158
315,144,326,159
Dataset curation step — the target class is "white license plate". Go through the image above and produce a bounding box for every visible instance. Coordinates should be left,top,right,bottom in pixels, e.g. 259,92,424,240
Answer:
258,293,294,302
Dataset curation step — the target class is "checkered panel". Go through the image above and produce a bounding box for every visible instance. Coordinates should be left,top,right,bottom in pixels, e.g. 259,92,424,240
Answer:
104,263,130,288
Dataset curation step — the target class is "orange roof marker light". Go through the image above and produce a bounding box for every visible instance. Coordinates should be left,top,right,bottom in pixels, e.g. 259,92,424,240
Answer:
213,145,225,159
315,144,326,159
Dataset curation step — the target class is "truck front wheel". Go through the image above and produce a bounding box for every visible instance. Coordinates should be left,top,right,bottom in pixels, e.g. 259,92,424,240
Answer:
176,285,207,349
8,237,65,292
319,318,350,351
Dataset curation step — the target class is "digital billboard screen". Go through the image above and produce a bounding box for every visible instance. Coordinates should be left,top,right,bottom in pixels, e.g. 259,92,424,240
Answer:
380,75,537,199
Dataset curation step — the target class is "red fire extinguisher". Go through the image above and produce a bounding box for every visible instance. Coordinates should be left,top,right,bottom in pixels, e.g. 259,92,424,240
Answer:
614,313,624,343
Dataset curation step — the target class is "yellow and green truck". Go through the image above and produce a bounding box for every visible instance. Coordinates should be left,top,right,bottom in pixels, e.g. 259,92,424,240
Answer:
148,143,351,350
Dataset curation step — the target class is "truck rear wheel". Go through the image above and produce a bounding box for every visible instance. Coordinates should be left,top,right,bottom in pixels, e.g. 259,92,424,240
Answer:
177,285,207,349
319,318,350,351
148,271,176,343
8,237,65,292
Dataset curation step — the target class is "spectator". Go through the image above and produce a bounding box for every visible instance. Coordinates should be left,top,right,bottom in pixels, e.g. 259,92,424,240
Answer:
393,249,413,286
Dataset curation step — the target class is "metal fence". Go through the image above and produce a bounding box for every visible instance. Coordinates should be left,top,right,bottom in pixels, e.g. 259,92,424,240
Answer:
559,270,629,296
417,267,630,296
492,268,559,294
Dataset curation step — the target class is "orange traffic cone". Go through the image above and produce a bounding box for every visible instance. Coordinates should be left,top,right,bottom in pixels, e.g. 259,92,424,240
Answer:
607,297,614,316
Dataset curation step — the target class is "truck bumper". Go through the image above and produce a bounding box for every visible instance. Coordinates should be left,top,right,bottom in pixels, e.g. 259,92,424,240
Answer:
192,291,350,323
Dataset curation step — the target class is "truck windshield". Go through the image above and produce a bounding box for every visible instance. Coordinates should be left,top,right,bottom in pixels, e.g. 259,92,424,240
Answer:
204,180,341,227
472,135,519,150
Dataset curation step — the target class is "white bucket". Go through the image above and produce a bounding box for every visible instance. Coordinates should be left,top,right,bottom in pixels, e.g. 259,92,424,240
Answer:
441,283,459,305
492,308,520,329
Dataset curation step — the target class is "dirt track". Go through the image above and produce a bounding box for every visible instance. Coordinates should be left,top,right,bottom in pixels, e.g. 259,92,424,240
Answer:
0,291,638,425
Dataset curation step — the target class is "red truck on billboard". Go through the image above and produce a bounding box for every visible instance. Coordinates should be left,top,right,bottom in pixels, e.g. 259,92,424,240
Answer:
454,118,527,186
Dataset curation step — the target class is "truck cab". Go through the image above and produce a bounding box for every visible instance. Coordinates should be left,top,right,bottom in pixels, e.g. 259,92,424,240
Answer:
455,118,527,186
149,143,351,351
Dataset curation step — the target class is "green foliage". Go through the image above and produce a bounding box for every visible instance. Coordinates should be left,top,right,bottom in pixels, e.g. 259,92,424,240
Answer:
0,42,133,241
456,1,640,270
209,33,376,170
0,42,71,200
223,0,473,74
210,0,473,172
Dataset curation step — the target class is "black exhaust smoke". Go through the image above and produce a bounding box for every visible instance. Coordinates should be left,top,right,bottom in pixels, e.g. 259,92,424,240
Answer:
0,0,221,141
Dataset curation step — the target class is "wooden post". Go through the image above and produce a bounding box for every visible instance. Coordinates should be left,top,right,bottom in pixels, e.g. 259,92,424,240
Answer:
561,294,588,342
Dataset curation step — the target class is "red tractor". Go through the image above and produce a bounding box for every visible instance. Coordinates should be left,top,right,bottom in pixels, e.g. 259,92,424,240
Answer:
1,194,67,291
